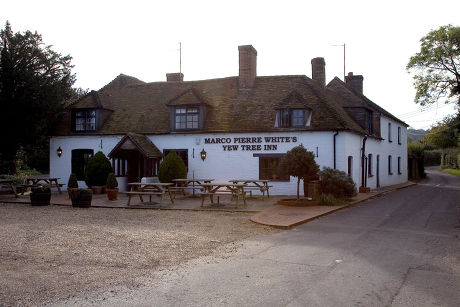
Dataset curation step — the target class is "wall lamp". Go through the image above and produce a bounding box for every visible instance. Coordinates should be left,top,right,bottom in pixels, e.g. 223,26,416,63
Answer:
57,146,63,157
200,149,207,161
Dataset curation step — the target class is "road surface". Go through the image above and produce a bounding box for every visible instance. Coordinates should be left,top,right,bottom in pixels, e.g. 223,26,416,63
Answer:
52,167,460,306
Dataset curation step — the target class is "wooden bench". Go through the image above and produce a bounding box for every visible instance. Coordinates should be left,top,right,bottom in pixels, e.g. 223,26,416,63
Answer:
200,190,246,208
125,190,173,206
244,185,273,198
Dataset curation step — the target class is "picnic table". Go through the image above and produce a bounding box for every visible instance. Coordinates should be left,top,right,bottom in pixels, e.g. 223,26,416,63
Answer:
200,182,247,208
0,179,19,198
229,179,272,198
26,176,64,194
126,182,174,206
171,178,214,197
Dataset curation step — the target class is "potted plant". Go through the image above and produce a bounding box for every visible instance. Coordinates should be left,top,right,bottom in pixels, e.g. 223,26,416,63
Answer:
84,151,113,194
30,186,51,206
70,188,93,208
67,173,78,199
106,172,118,200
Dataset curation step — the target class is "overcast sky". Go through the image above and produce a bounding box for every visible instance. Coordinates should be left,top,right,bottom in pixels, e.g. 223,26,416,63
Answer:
2,0,459,130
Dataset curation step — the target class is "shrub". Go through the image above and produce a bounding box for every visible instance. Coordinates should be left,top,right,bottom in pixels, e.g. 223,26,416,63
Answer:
84,151,113,187
319,167,357,198
441,148,460,169
423,149,441,166
158,150,187,183
106,173,118,189
278,145,319,200
67,173,78,189
319,193,347,206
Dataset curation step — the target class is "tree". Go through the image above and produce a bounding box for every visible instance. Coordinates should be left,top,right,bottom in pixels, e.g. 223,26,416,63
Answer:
278,145,319,200
406,25,460,107
0,21,75,173
158,150,187,183
423,115,459,149
84,151,113,187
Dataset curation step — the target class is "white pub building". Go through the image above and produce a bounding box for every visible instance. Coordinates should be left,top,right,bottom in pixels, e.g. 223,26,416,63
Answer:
50,45,408,195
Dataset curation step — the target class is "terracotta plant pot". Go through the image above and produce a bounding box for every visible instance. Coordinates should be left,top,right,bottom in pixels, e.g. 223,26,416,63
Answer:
91,186,103,194
106,188,118,201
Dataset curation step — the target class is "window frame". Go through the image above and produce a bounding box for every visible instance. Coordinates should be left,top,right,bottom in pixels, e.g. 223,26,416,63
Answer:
172,106,202,131
397,126,402,145
275,108,310,128
398,156,402,174
347,156,353,177
388,122,392,142
388,155,393,175
258,156,289,181
72,109,98,132
368,153,373,177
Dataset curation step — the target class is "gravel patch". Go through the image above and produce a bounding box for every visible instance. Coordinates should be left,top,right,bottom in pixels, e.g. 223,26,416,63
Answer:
0,203,277,306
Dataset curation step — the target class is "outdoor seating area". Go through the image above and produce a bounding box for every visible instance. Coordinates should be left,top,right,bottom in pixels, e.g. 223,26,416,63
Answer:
0,176,65,198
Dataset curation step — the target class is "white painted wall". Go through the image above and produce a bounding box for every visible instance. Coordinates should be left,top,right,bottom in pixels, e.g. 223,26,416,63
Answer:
50,124,407,195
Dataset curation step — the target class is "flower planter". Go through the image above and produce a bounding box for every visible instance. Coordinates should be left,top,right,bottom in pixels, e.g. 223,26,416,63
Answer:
30,191,51,206
71,189,93,208
91,186,103,195
106,188,118,201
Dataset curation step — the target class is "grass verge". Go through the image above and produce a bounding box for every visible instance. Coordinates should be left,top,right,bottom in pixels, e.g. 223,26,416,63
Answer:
441,168,460,177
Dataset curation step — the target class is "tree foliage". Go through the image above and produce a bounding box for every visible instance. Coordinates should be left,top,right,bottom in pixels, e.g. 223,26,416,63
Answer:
406,25,460,107
158,150,187,183
0,21,76,173
423,115,459,148
278,145,319,200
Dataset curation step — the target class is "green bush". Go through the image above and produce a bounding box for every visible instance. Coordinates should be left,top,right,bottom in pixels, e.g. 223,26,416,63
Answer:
84,151,113,187
319,193,347,206
441,148,460,169
106,173,118,189
158,150,187,183
319,167,357,198
67,173,78,189
423,149,441,166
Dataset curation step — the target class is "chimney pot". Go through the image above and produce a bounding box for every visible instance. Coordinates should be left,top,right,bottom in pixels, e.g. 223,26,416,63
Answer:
166,73,184,82
345,72,364,94
311,57,326,87
238,45,257,89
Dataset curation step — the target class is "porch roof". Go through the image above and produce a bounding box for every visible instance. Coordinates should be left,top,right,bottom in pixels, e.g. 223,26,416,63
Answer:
108,133,162,159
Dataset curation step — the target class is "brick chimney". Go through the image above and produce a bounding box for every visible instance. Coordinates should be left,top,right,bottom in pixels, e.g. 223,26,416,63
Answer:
166,73,184,82
311,57,326,87
238,45,257,89
345,72,363,94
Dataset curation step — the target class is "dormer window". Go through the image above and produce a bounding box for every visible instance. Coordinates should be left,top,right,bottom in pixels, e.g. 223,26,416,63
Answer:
275,108,311,128
175,107,199,130
72,109,97,132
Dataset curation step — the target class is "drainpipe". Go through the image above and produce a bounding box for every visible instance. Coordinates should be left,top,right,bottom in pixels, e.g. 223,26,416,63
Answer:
333,131,339,169
361,135,367,189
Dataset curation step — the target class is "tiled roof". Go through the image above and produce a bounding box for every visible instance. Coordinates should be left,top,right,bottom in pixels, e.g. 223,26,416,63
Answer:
55,73,403,136
327,77,408,127
108,133,162,158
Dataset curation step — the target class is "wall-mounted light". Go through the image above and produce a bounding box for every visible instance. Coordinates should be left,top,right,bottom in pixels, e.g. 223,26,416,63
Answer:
200,149,207,161
57,146,63,157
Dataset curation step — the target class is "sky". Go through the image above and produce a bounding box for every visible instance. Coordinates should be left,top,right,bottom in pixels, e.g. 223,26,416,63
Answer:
2,0,459,130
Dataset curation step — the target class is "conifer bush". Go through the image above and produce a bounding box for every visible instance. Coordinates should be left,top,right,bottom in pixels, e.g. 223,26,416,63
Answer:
319,167,357,198
158,150,187,183
84,151,112,187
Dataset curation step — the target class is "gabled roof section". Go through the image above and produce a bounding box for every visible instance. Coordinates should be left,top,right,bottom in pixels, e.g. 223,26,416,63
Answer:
108,133,162,159
69,91,114,110
276,90,310,109
166,88,212,107
327,77,408,126
101,74,146,91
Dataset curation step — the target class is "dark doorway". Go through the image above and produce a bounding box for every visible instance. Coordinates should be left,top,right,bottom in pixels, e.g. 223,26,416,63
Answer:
376,154,380,188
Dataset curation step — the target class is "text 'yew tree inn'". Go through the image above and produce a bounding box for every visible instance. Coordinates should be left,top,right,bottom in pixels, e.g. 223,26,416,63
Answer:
50,45,408,195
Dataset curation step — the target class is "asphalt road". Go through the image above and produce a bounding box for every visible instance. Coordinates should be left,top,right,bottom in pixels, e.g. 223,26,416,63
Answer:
53,167,460,306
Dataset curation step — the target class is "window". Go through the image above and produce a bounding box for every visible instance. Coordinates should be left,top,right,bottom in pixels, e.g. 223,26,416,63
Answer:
398,156,401,174
74,109,97,132
163,149,188,169
366,110,374,135
388,155,393,175
368,154,373,177
71,149,94,180
398,127,401,145
388,122,392,142
275,109,310,128
175,107,199,130
258,157,289,181
347,156,353,177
